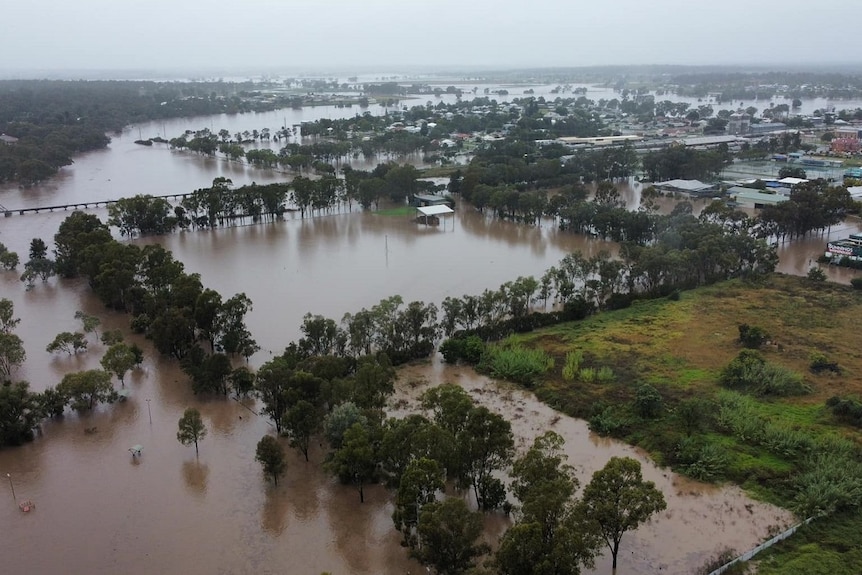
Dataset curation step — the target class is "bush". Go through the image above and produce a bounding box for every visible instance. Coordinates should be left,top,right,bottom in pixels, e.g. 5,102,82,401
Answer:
809,351,840,374
562,350,583,381
561,298,594,321
826,396,862,427
588,406,626,435
634,384,664,418
793,451,862,516
738,323,770,349
578,367,596,383
851,277,862,290
478,344,553,386
807,267,827,282
667,289,681,301
596,366,615,383
720,350,810,397
676,437,729,481
439,338,462,364
439,335,485,365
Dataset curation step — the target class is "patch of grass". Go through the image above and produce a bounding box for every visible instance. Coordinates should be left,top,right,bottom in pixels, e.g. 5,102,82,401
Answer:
477,343,553,387
754,512,862,575
510,273,862,530
374,206,417,217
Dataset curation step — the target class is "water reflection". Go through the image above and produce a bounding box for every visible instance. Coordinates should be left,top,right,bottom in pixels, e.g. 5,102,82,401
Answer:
181,460,209,497
260,483,289,535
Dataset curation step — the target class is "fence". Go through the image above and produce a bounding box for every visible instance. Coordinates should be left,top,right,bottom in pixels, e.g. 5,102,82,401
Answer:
708,516,817,575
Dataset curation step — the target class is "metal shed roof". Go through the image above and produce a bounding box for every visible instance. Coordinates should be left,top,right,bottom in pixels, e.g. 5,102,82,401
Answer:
416,205,454,216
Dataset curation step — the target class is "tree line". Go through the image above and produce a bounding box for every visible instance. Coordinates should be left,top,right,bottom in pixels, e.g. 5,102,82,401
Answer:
0,79,319,185
104,163,433,237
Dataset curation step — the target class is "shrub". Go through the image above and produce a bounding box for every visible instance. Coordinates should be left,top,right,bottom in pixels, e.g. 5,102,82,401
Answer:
667,289,681,301
716,392,768,443
439,338,464,364
676,437,729,481
478,344,553,386
806,267,827,282
562,350,583,381
588,406,626,435
596,366,615,383
851,277,862,290
634,384,664,418
793,452,862,516
761,425,813,458
738,323,770,349
720,350,810,397
809,351,840,374
578,367,596,383
439,335,485,365
826,396,862,427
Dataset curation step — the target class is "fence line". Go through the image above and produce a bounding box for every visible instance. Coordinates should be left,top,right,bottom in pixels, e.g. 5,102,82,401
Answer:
708,516,817,575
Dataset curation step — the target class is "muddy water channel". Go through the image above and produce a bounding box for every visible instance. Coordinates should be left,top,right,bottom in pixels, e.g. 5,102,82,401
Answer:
398,363,795,575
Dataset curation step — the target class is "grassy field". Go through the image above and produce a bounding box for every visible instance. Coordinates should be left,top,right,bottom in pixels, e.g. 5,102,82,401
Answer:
374,206,418,217
506,274,862,571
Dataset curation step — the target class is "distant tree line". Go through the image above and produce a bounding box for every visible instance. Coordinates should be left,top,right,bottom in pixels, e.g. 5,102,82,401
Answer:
0,79,338,185
104,164,432,237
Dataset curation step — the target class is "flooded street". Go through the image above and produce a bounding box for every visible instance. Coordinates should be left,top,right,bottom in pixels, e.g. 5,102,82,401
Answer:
0,102,849,574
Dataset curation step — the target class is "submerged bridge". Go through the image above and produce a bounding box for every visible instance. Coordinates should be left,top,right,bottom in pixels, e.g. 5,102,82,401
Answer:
2,192,194,217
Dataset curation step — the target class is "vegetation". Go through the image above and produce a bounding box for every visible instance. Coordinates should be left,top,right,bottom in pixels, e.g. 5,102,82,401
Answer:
578,457,667,571
414,498,488,575
502,274,862,570
255,435,286,485
0,79,348,185
46,331,88,355
176,407,207,455
7,72,862,571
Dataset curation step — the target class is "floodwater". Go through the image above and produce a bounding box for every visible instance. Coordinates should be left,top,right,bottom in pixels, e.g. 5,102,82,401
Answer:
397,363,795,575
0,102,846,574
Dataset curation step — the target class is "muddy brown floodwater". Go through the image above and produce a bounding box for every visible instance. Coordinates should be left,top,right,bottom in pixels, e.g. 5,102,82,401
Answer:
397,362,796,575
0,103,850,574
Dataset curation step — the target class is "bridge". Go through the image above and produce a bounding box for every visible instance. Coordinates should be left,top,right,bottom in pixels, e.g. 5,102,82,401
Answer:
1,193,194,217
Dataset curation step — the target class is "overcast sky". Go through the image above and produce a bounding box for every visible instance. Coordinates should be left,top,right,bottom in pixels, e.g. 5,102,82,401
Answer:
2,0,860,76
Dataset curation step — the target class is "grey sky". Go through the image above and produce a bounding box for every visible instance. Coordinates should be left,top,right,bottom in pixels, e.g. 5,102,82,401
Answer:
2,0,860,75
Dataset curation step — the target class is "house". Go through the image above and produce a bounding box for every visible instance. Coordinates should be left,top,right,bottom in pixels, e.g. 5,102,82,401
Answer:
0,134,18,145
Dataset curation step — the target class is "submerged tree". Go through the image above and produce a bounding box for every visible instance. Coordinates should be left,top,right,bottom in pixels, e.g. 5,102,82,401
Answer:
578,456,667,572
100,343,139,386
415,497,488,575
56,370,117,411
255,435,286,485
176,407,207,455
46,332,89,355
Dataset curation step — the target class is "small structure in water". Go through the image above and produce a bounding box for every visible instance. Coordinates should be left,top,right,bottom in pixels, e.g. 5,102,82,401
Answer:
415,204,454,227
129,444,143,457
18,500,35,512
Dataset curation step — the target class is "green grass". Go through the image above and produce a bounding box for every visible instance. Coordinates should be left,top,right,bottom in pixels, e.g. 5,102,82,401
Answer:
754,512,862,574
501,274,862,571
374,206,417,217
